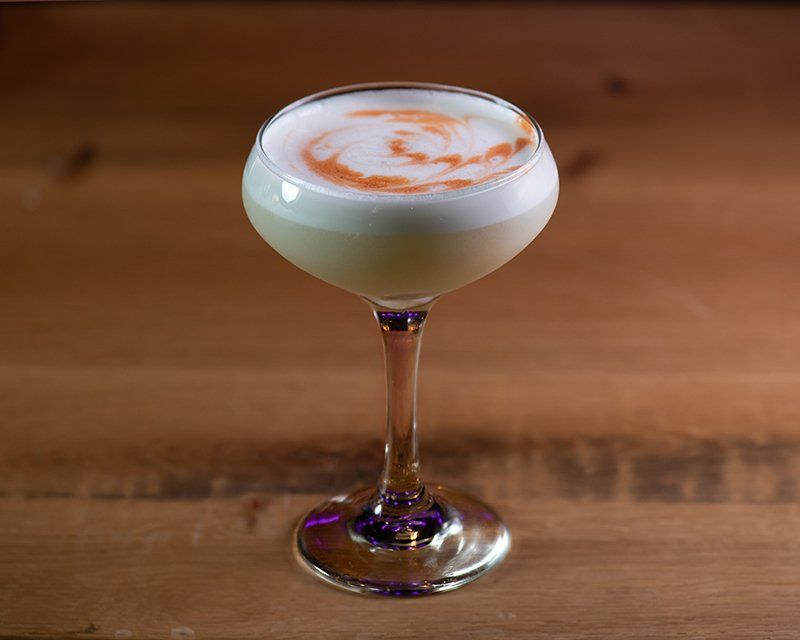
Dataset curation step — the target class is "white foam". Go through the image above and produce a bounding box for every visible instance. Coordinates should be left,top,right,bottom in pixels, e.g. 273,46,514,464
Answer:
260,89,537,197
244,87,558,235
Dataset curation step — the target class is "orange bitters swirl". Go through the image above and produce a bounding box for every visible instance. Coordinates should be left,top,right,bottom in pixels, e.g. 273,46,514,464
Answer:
300,109,535,194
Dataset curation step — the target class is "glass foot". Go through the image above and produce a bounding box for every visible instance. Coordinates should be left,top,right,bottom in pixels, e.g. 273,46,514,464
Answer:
295,485,510,596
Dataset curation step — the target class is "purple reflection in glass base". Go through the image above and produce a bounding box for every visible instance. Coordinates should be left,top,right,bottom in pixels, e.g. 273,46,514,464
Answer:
353,497,446,549
295,485,510,596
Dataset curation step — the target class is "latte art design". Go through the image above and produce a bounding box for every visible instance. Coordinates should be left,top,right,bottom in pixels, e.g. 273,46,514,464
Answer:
300,109,535,194
261,89,539,197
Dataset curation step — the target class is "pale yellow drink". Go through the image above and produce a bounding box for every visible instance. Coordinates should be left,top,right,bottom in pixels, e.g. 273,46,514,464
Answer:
243,86,558,308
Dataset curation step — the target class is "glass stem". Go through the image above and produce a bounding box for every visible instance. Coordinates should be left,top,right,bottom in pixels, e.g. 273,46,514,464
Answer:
374,305,433,512
355,300,444,549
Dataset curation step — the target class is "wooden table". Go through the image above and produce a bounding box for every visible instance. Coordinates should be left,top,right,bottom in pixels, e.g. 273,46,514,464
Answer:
2,3,800,638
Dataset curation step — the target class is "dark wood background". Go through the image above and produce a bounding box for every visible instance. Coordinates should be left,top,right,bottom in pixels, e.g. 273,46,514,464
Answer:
2,2,800,638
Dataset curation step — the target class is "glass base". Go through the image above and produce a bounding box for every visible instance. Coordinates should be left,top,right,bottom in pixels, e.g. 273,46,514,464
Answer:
295,485,510,596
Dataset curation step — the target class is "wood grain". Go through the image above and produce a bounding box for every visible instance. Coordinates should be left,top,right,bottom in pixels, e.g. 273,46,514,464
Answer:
1,2,800,638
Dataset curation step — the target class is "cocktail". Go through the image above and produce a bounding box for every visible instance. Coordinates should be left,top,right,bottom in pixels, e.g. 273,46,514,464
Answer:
242,82,558,595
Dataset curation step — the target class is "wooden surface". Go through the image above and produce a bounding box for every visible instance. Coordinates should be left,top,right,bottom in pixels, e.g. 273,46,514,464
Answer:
2,2,800,638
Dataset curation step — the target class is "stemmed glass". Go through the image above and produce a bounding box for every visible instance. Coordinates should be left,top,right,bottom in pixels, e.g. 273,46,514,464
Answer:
242,82,558,595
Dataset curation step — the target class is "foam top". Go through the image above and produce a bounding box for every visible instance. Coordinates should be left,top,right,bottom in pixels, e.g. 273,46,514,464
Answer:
260,88,538,196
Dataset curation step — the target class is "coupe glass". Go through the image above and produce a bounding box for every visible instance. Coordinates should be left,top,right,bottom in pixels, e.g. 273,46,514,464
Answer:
242,82,559,595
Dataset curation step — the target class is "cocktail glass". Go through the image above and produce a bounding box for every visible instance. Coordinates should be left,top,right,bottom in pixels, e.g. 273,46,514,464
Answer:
242,82,558,595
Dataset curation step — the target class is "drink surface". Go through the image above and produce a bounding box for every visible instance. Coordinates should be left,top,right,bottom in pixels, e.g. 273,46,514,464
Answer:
260,89,538,196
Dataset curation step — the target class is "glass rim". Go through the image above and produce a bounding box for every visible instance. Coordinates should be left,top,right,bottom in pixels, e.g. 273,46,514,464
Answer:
253,81,547,202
